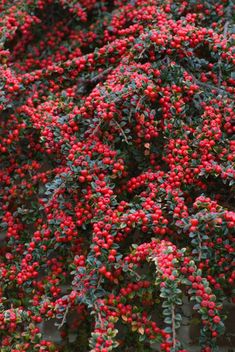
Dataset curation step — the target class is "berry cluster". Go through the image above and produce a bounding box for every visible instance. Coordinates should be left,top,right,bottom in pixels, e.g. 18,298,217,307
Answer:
0,0,234,351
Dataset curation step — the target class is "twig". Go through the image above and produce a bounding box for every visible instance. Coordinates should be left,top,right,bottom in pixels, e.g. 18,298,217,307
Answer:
76,67,113,93
114,120,130,144
217,57,222,88
90,67,113,84
58,304,70,329
198,233,202,262
128,267,141,279
173,56,232,97
90,120,102,137
218,20,230,87
138,47,147,59
135,95,145,113
182,64,229,95
223,21,229,37
94,302,104,329
172,305,176,349
197,81,228,95
44,181,65,208
225,0,233,23
128,107,134,123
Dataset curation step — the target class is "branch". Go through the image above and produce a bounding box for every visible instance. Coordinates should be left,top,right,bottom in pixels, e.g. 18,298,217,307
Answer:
223,21,229,37
90,119,102,137
76,67,113,93
172,55,233,97
44,181,65,208
128,267,142,279
198,233,202,262
94,302,104,330
58,304,70,329
90,67,113,84
172,305,176,349
114,120,130,144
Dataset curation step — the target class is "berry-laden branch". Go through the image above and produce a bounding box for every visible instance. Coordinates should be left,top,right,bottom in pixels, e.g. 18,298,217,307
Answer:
0,0,234,351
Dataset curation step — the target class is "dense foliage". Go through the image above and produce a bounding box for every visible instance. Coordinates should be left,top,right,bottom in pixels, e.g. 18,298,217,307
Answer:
0,0,234,351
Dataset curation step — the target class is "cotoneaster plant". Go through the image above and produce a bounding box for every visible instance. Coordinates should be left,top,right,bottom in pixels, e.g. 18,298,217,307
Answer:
0,0,234,351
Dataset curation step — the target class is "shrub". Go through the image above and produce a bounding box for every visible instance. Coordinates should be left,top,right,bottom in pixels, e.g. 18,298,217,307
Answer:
0,0,234,351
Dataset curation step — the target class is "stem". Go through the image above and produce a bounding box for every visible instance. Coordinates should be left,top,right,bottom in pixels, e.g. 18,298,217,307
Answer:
223,21,229,37
90,119,102,136
44,181,65,208
138,47,147,59
198,233,202,261
128,267,141,279
171,305,176,349
173,56,233,97
114,120,130,144
90,67,113,84
94,302,104,329
135,95,145,113
58,304,70,329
